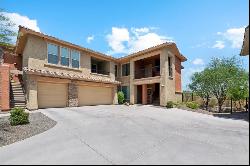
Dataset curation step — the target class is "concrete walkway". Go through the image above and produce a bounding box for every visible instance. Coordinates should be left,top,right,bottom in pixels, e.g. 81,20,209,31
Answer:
0,105,249,164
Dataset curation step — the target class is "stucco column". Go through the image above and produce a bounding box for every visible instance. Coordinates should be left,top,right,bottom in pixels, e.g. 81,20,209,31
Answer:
142,84,147,105
160,49,177,106
0,65,10,111
26,75,38,110
113,85,118,104
160,49,168,106
68,81,78,107
129,60,135,104
109,61,115,80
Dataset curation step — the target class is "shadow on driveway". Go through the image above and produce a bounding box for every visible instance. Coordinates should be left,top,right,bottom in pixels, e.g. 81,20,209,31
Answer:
213,112,249,122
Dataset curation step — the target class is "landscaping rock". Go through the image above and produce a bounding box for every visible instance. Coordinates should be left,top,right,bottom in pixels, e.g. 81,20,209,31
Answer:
0,112,56,147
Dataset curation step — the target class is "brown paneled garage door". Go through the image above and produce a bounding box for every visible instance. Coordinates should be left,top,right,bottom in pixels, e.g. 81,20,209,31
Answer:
78,85,113,106
38,82,68,108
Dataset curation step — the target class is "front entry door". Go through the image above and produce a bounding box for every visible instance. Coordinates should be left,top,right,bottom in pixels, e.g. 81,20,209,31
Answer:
147,88,153,104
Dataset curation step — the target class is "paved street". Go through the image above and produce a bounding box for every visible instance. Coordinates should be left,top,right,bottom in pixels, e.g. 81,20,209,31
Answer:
0,105,249,164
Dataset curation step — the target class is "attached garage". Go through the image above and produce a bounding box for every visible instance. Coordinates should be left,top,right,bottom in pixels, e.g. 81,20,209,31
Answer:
78,85,113,106
37,82,68,108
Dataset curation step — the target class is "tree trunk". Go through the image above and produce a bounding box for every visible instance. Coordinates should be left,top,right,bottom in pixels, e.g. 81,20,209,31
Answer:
218,100,223,113
205,96,209,111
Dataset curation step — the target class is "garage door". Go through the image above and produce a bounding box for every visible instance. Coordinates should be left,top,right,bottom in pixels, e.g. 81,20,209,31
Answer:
38,82,68,108
78,85,113,106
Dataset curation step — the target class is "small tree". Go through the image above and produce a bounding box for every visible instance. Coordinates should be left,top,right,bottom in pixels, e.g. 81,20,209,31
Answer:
207,57,245,112
0,9,16,45
228,70,249,110
189,70,211,110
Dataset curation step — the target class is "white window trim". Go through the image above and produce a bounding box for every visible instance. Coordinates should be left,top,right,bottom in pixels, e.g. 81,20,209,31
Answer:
60,46,70,67
47,43,59,65
121,63,130,77
71,49,80,69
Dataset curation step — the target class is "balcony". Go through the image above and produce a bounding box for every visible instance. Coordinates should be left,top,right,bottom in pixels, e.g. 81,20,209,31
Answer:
91,68,110,75
134,54,160,79
135,66,160,79
91,57,110,76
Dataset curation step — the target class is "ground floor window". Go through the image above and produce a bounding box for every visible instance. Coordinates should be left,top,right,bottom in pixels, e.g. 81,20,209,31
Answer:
120,86,130,102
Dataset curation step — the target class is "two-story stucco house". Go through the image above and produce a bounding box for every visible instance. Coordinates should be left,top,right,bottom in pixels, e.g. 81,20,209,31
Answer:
1,26,187,110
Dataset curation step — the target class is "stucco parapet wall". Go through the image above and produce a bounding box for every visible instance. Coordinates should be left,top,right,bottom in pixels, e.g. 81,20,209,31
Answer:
133,76,161,85
23,67,121,85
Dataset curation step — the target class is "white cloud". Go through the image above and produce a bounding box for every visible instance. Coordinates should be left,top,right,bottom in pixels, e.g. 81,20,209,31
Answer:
212,40,225,49
128,32,171,53
106,27,173,55
106,27,130,54
3,12,40,33
192,58,205,65
191,42,208,48
217,26,245,48
86,35,94,43
131,27,150,36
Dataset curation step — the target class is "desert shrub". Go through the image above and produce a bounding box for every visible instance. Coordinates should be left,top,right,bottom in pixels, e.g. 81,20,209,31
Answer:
118,91,125,104
208,98,217,108
186,102,199,109
166,101,175,108
9,107,29,126
175,101,185,109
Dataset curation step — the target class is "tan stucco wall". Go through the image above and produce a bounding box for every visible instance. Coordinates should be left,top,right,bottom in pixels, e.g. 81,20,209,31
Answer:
159,48,177,106
22,35,116,81
175,92,182,102
115,48,179,106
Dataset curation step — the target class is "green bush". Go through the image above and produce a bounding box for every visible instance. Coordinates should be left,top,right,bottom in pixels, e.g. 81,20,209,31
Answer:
9,107,29,126
186,102,199,109
118,91,125,104
166,101,175,108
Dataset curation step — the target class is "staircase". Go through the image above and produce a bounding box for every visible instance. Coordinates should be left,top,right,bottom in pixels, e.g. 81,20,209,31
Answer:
10,80,26,108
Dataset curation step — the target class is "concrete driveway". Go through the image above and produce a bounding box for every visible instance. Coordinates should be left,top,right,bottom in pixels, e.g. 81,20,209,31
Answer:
0,105,249,165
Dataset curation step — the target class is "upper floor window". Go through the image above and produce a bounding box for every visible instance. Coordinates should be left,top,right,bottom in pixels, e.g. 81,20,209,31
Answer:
61,47,69,66
115,65,118,77
71,50,80,68
168,57,173,77
122,63,130,76
47,43,58,64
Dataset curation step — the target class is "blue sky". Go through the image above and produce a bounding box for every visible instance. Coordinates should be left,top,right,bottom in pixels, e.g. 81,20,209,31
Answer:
2,0,249,90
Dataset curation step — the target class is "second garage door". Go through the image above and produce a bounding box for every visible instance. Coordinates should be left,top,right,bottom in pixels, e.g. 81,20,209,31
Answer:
78,85,113,106
38,82,68,108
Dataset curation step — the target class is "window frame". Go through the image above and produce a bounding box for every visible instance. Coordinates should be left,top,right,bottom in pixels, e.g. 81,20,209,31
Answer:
47,43,59,65
60,46,70,67
168,56,173,78
121,63,130,77
121,85,130,101
115,65,118,77
70,49,81,69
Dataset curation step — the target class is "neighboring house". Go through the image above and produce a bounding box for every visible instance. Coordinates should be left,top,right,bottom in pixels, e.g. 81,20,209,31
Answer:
240,26,249,56
1,26,187,111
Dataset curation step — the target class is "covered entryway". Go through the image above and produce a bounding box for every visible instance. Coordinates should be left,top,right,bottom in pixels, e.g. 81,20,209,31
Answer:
78,85,113,106
136,83,160,105
37,82,68,108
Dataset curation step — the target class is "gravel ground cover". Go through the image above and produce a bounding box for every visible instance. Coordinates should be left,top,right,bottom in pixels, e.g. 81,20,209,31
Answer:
0,112,57,147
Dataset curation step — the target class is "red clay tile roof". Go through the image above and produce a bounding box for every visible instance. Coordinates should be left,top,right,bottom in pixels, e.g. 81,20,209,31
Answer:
23,67,121,85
